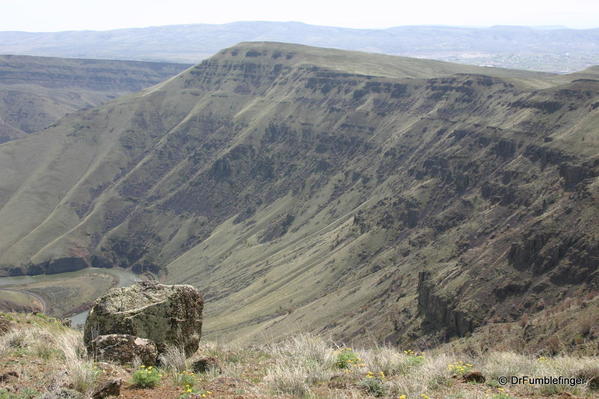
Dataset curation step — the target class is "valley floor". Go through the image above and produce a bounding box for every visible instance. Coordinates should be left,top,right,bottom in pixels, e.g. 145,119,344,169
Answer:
1,313,598,399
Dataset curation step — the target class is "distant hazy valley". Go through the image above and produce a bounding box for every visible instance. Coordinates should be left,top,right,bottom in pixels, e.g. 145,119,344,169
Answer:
0,55,189,143
0,41,597,354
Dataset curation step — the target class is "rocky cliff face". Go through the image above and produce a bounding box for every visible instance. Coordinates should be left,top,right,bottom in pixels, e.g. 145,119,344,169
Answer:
0,43,597,349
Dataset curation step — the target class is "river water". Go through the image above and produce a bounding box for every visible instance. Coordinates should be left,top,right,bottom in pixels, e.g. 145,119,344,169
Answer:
68,268,142,327
0,267,141,327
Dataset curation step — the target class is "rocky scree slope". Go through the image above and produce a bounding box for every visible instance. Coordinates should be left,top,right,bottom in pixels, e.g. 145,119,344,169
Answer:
0,43,597,349
0,54,189,143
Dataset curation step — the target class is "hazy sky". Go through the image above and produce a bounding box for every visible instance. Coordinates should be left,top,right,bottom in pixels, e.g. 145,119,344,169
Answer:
2,0,598,32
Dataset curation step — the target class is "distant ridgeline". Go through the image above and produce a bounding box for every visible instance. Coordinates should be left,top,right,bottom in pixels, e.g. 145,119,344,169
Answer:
0,42,597,351
1,23,599,72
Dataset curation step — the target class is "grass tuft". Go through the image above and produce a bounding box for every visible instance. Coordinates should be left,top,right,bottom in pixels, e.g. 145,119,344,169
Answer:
159,345,188,373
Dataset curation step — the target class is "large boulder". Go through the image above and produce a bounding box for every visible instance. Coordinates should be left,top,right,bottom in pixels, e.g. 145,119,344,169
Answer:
90,334,158,365
84,281,203,356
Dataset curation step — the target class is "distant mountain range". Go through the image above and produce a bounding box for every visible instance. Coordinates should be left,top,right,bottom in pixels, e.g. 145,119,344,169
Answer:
1,22,598,72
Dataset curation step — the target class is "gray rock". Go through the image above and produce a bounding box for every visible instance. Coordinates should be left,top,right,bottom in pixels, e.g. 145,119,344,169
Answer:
462,371,485,383
192,357,222,374
92,378,122,399
39,388,84,399
90,334,158,365
83,281,203,357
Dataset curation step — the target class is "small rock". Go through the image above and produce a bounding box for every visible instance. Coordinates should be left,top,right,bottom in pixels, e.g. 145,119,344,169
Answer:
39,388,84,399
0,371,18,382
577,367,599,390
44,371,69,392
192,357,222,374
328,375,349,389
462,371,486,383
0,315,11,335
90,334,158,365
92,378,122,399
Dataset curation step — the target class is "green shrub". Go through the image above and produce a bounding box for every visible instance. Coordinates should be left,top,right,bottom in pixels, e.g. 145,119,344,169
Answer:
404,350,425,368
174,370,196,388
131,365,162,388
359,374,386,397
174,370,197,397
447,361,474,376
335,348,360,369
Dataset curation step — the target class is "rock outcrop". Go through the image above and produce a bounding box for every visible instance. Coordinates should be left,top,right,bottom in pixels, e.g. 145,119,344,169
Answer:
417,271,477,339
84,282,203,357
92,378,123,399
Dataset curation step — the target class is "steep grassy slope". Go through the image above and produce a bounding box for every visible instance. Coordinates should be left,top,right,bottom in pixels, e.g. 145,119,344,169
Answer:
0,42,597,349
0,54,189,142
1,23,598,72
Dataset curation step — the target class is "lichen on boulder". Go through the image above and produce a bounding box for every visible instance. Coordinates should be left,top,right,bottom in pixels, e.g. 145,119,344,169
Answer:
83,281,203,357
90,334,158,365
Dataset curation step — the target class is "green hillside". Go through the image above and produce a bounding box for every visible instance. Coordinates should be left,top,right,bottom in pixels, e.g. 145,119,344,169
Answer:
0,42,597,351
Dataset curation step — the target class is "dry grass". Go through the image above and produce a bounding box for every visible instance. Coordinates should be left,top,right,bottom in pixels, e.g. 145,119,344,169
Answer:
264,363,314,397
1,315,599,398
159,345,188,373
263,334,337,396
481,352,599,396
257,335,599,398
56,329,100,395
0,313,99,396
